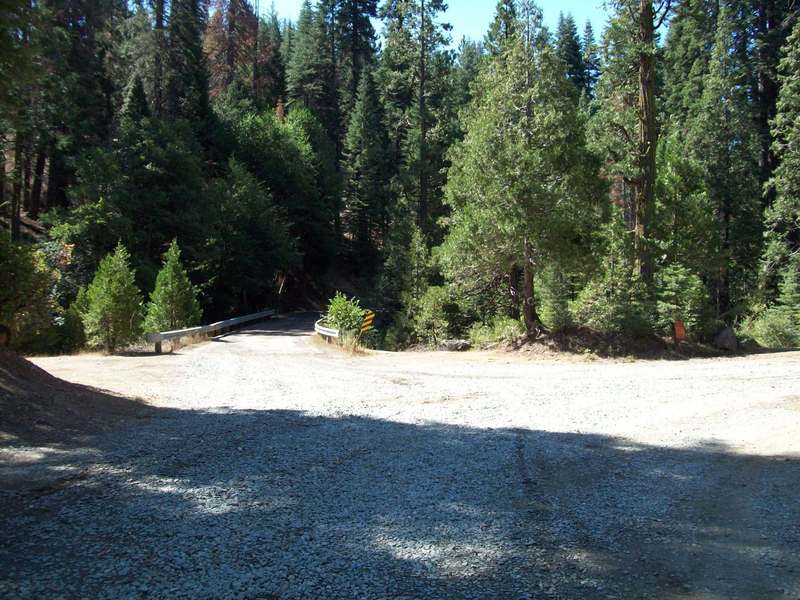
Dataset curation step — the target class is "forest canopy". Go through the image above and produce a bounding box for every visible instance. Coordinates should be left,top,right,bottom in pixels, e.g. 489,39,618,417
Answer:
1,0,799,353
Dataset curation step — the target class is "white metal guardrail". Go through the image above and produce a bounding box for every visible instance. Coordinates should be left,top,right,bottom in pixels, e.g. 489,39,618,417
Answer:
314,319,339,340
146,309,277,353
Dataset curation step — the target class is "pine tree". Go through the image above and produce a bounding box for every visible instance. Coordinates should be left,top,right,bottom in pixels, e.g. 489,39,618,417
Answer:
286,2,320,108
121,74,151,125
582,21,600,98
587,9,639,236
336,0,378,113
82,243,144,353
662,0,717,131
342,68,391,262
260,8,287,108
377,0,416,162
749,0,795,206
485,0,517,56
165,0,210,123
555,12,585,92
0,0,38,114
689,1,761,318
144,240,202,333
762,19,800,295
776,255,800,323
377,0,451,234
443,21,601,334
453,37,483,107
207,159,299,313
599,1,671,280
286,1,339,142
204,0,258,98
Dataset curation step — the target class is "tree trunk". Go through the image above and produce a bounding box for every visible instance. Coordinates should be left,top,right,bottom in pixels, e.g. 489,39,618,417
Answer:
22,147,32,213
29,147,46,219
508,264,520,320
636,0,657,281
46,146,68,208
716,193,732,319
0,141,5,216
350,2,360,107
10,135,23,241
522,240,541,335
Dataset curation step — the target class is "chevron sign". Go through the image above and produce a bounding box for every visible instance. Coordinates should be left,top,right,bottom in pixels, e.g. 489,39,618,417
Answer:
361,310,376,333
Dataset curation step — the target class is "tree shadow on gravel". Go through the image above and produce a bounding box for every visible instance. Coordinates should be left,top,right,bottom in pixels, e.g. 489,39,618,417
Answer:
1,407,798,599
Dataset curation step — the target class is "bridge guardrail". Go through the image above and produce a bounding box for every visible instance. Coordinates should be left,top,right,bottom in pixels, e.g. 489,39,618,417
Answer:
314,319,339,341
146,309,277,353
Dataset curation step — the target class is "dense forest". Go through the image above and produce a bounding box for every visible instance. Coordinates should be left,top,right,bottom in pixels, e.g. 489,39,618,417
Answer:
1,0,799,353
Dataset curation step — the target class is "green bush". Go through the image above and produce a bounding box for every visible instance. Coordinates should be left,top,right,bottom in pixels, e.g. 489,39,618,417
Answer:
144,240,202,333
571,220,655,336
56,287,88,353
741,307,799,349
741,258,800,349
654,263,713,339
468,316,525,348
414,286,461,346
81,243,144,353
324,292,366,335
0,238,58,352
382,312,413,351
538,268,573,332
572,274,654,336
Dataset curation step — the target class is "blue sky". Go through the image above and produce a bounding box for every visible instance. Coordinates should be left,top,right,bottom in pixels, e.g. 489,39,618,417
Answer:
265,1,611,43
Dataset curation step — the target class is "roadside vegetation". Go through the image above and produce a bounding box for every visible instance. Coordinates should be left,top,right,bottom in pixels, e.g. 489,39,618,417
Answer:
320,292,367,351
2,0,799,356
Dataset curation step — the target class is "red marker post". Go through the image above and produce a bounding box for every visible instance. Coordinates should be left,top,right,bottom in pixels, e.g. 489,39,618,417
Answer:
673,320,686,347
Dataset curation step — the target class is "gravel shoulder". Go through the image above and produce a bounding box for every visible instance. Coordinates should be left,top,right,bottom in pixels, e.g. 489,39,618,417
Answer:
2,313,799,599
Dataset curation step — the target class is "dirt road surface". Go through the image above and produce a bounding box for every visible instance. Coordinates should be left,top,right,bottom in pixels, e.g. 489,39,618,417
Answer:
2,313,800,599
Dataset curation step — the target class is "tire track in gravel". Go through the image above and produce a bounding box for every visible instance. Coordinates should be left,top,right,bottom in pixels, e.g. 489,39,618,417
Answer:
4,315,799,599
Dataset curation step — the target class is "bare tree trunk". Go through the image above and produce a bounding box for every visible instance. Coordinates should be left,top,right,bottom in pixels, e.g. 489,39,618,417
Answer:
636,0,657,281
29,147,46,219
522,240,541,335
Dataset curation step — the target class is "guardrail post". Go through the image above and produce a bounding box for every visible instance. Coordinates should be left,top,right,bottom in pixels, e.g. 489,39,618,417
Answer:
155,340,162,354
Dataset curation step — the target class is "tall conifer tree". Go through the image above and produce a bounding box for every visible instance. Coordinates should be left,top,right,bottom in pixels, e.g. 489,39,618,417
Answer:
485,0,517,56
166,0,210,123
555,12,585,91
342,68,391,263
762,19,800,296
336,0,378,113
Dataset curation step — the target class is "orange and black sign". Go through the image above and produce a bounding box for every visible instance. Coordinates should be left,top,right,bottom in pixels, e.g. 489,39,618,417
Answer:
361,310,376,333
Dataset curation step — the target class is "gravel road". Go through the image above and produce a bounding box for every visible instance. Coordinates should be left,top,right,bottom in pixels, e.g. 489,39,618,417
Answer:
2,313,800,599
